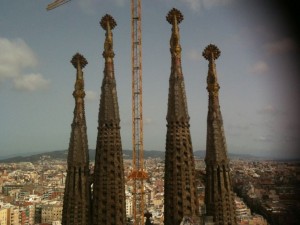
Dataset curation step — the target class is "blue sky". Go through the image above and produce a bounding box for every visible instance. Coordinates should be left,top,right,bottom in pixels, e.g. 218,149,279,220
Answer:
0,0,299,159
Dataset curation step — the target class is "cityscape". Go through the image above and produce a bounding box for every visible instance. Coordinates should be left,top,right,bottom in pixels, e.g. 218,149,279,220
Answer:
0,154,299,224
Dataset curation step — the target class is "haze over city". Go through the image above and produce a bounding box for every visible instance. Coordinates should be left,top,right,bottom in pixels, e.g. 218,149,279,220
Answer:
0,0,299,159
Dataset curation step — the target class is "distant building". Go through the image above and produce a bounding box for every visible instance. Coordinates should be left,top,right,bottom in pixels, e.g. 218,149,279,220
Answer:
2,185,23,196
19,207,29,225
0,207,8,225
125,194,133,217
8,206,19,225
42,204,62,224
30,205,36,225
35,204,42,224
235,196,267,225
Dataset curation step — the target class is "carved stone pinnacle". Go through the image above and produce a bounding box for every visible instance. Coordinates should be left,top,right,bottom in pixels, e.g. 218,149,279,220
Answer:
100,14,117,31
71,53,88,68
203,44,221,61
166,8,184,25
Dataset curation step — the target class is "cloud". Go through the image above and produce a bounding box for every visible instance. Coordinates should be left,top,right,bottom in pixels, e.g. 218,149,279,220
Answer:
187,49,202,61
179,0,235,12
13,74,50,91
78,0,126,14
113,0,126,7
255,136,272,142
180,0,201,12
144,117,154,125
0,37,49,92
202,0,234,9
227,123,251,131
0,37,37,80
77,0,95,15
258,105,275,114
282,121,300,132
85,90,98,101
282,135,299,143
225,122,253,137
250,61,269,74
264,38,298,55
257,105,282,116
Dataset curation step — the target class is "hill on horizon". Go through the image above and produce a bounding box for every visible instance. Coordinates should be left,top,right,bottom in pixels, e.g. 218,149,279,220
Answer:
0,149,262,163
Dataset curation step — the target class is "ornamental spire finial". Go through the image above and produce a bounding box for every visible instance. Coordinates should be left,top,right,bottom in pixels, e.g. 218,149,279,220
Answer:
203,44,221,61
167,8,184,57
71,52,88,69
166,8,184,25
203,44,221,93
100,14,117,60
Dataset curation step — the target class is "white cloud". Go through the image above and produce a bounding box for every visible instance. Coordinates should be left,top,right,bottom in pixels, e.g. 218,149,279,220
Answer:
258,105,274,114
227,123,251,131
0,37,49,92
0,37,37,80
113,0,126,7
202,0,234,9
256,136,271,142
85,90,98,101
187,49,202,61
144,117,154,125
250,61,269,74
264,38,298,55
179,0,235,12
77,0,95,15
257,105,282,116
13,73,50,92
180,0,201,12
78,0,126,14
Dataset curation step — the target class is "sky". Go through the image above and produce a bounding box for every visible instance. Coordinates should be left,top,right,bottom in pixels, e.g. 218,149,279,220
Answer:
0,0,299,159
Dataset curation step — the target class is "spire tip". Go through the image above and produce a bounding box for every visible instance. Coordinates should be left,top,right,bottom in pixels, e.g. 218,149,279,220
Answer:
203,44,221,61
166,8,184,24
100,14,117,31
71,53,88,68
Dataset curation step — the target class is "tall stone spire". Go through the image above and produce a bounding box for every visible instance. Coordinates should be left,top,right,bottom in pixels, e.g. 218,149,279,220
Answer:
164,8,200,225
203,44,236,225
62,53,91,225
92,14,126,225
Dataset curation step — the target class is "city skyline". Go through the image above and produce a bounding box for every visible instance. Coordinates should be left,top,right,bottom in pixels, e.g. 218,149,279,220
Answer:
0,0,299,159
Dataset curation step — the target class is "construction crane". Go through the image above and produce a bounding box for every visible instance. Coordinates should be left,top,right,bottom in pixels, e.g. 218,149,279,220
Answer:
128,0,148,225
47,0,148,224
46,0,71,10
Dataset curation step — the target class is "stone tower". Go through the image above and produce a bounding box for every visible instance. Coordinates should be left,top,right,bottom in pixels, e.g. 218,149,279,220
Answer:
92,14,126,225
62,53,91,225
164,8,200,225
203,44,236,225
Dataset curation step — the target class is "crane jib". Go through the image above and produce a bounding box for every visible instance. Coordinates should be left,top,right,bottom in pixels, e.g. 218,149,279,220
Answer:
46,0,71,11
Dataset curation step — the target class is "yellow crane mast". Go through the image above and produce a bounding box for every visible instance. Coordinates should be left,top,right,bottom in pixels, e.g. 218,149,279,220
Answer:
128,0,148,225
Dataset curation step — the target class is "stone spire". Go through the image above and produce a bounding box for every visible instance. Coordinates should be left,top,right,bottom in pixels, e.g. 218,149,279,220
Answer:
92,14,126,225
203,44,236,225
62,53,91,225
164,8,200,225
